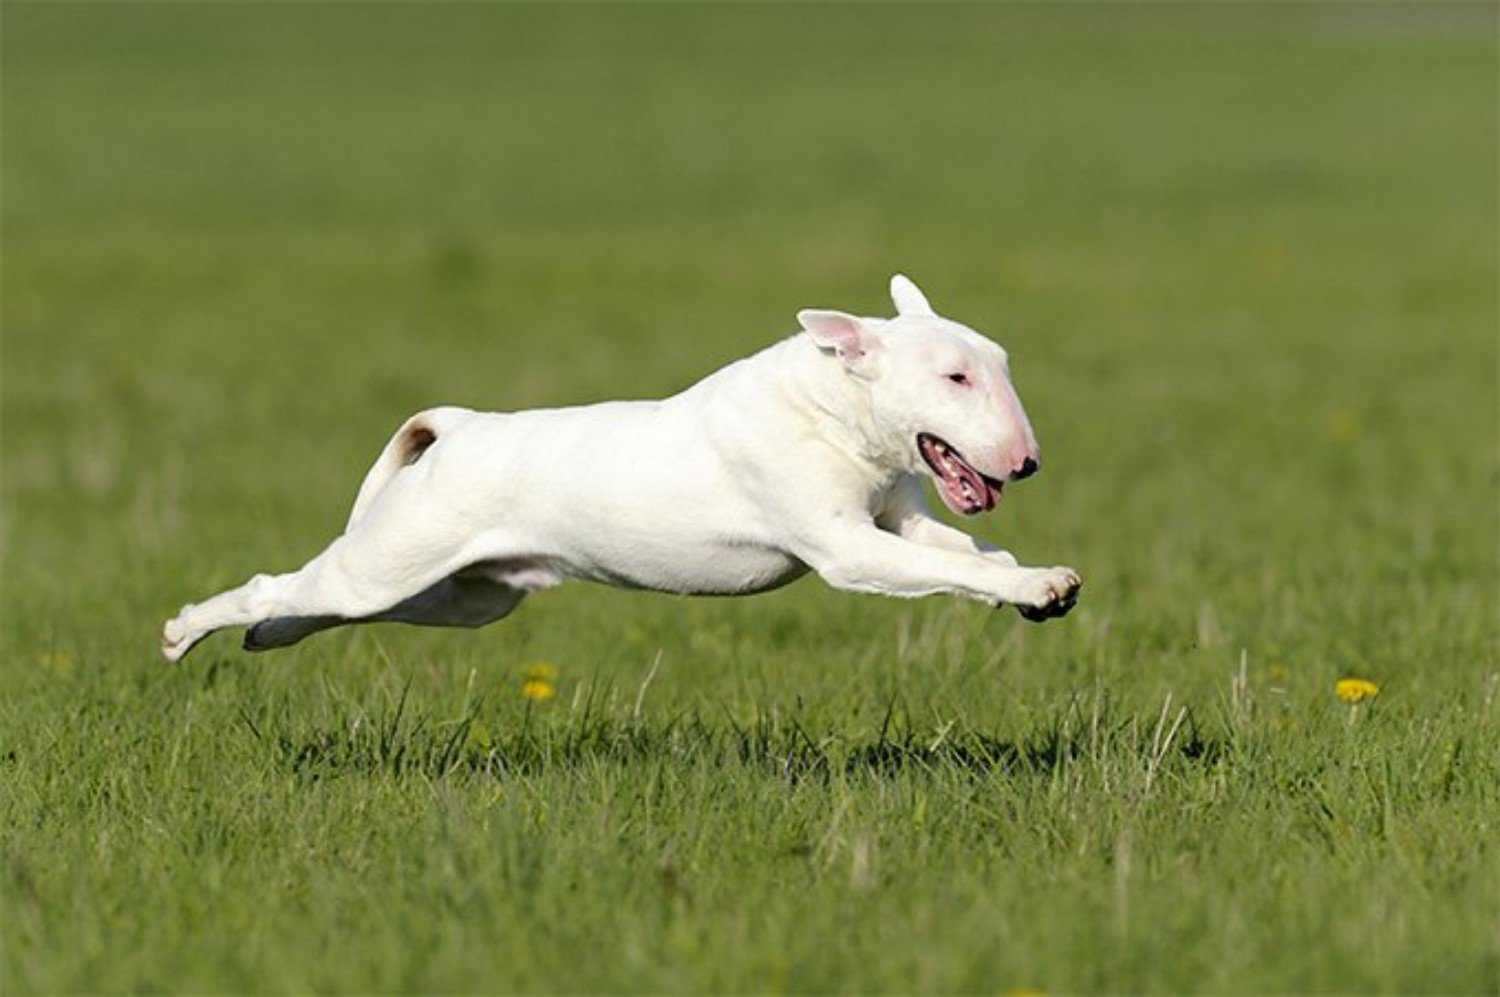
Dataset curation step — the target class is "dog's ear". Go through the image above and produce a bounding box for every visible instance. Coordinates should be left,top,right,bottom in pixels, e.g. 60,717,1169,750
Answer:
798,309,878,371
889,274,934,318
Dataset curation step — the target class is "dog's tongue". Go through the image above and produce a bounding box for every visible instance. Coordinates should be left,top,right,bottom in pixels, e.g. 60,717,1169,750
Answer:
938,457,1001,515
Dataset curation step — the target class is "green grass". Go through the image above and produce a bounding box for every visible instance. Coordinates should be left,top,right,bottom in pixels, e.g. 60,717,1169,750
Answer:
3,3,1496,992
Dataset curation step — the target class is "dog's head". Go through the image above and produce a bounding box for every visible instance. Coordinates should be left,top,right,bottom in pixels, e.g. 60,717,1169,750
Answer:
798,274,1040,516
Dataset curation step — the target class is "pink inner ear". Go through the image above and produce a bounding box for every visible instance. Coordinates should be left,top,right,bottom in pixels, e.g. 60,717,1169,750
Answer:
799,310,866,360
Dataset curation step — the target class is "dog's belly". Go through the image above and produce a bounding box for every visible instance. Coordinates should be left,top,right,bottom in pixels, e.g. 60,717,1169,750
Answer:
663,544,811,596
571,540,810,597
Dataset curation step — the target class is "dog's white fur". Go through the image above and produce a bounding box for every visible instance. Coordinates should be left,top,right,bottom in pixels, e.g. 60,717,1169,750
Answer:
162,275,1080,662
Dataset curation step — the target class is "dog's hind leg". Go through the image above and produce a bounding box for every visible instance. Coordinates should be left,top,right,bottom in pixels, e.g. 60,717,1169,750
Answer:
242,568,529,652
161,405,531,662
163,542,485,663
161,541,431,663
235,613,344,653
162,447,527,662
370,568,529,629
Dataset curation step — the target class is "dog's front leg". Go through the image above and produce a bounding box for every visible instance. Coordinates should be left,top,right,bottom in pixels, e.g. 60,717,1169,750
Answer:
800,524,1079,619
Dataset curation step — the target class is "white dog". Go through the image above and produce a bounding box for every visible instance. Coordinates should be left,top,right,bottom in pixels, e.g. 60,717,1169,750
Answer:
162,275,1080,662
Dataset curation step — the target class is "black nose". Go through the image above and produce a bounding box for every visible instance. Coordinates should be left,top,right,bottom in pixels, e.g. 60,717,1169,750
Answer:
1014,456,1039,481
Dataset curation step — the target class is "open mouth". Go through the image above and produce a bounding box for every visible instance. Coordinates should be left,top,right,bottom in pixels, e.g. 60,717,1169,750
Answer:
917,433,1004,516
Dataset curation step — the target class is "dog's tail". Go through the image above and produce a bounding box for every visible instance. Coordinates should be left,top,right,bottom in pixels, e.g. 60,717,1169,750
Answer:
345,406,471,533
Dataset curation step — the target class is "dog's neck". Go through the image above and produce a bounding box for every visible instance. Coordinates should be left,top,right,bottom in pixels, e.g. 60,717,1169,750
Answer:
776,336,907,484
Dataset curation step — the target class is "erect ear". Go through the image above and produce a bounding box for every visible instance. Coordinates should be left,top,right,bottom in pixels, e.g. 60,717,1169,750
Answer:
797,309,878,370
889,273,934,318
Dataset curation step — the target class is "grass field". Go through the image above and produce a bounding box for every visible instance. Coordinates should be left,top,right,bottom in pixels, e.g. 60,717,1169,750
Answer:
3,3,1497,993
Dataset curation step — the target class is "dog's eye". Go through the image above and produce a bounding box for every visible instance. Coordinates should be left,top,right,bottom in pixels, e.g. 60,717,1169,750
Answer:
945,373,969,386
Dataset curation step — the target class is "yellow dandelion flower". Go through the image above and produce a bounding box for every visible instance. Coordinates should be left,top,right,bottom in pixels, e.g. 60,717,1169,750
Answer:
1335,678,1379,704
520,678,556,702
523,661,559,682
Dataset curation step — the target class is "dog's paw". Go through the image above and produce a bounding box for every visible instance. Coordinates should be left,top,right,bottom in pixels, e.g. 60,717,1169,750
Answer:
1012,567,1081,622
161,609,200,664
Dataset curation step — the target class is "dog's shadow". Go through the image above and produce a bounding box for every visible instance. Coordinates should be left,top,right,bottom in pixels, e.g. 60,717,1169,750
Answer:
241,692,1223,785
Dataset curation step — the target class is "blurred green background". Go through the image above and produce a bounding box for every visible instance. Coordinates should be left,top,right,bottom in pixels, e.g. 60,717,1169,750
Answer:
3,4,1496,993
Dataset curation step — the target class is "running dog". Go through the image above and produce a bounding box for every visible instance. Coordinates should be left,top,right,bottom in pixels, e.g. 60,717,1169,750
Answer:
162,274,1080,662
